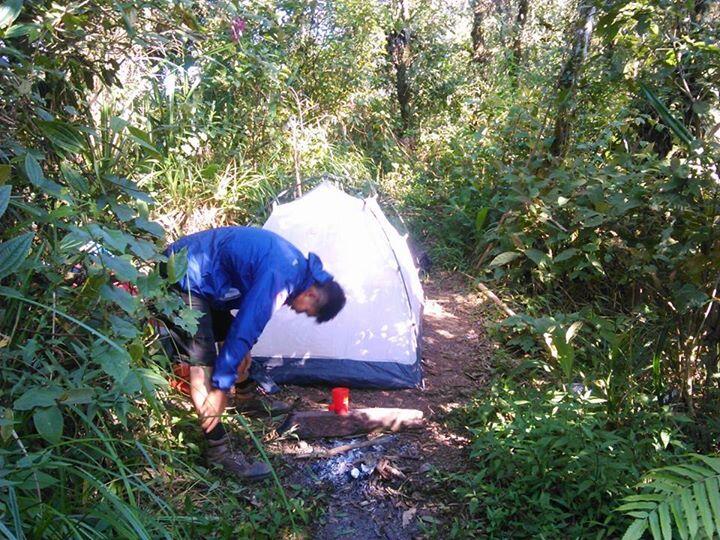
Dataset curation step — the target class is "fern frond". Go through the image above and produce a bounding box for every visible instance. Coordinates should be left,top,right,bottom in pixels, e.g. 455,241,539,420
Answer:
619,454,720,540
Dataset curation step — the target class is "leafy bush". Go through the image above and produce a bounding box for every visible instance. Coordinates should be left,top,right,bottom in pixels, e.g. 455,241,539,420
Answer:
619,454,720,540
445,383,687,538
0,0,313,536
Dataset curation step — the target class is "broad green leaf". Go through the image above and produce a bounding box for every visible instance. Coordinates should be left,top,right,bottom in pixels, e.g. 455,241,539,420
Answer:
109,314,139,340
4,22,38,39
0,232,34,280
134,218,164,238
524,248,549,267
0,185,10,218
137,271,163,297
622,518,648,540
489,251,521,267
23,154,71,201
681,488,698,537
128,339,144,362
38,120,85,153
14,387,63,410
23,153,43,184
671,495,689,540
651,471,690,487
706,477,720,533
127,125,161,155
92,342,131,382
693,454,720,474
475,207,489,233
666,466,705,482
693,481,714,539
110,202,136,222
639,83,694,147
680,463,717,478
61,388,95,405
97,252,138,282
110,116,129,132
0,0,22,29
628,511,649,519
618,501,659,512
119,370,141,393
648,511,661,540
104,175,154,204
61,163,89,192
657,503,672,540
33,406,63,444
167,248,188,284
128,238,156,261
0,163,10,183
0,408,14,441
100,284,137,314
673,284,710,312
625,494,667,503
60,229,90,253
554,248,579,263
84,223,129,252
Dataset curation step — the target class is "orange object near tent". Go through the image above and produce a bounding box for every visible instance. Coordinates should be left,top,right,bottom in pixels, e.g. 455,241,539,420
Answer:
170,362,192,397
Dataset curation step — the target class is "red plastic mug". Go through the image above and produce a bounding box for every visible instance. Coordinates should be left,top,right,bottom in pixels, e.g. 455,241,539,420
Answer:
328,387,350,415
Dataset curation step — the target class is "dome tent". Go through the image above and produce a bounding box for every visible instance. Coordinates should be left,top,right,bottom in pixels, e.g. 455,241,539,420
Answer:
252,181,424,389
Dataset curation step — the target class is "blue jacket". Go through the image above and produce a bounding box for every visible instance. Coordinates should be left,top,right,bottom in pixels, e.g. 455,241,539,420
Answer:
166,227,332,391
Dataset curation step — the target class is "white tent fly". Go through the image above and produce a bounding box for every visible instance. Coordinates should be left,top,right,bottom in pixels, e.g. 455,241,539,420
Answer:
252,181,424,389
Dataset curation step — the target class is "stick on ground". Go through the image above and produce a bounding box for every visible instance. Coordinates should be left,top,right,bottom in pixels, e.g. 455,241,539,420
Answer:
294,434,395,460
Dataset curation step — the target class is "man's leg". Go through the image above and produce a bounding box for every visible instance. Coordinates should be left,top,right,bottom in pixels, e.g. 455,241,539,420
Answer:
232,354,292,415
164,293,270,481
188,365,271,481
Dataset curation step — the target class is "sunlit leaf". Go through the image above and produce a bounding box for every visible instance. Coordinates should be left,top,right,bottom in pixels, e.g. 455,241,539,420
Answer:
489,251,521,267
621,518,648,540
475,207,489,233
0,0,22,29
167,248,188,284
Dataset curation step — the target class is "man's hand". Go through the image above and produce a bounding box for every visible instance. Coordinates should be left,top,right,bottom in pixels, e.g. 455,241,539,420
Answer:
236,352,252,384
198,388,228,432
189,366,228,432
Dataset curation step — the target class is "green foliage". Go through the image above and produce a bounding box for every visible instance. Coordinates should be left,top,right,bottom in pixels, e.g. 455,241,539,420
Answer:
0,0,717,535
0,0,313,536
619,454,720,540
444,383,687,538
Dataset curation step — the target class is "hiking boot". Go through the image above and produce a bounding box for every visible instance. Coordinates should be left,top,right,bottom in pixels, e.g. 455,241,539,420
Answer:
205,435,272,482
232,387,293,416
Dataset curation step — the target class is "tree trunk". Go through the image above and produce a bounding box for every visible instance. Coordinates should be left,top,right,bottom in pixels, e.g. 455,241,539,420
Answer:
509,0,529,80
471,0,489,63
386,0,411,135
549,0,596,159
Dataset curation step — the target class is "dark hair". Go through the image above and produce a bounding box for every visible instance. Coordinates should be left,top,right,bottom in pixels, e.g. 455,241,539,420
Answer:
316,280,346,323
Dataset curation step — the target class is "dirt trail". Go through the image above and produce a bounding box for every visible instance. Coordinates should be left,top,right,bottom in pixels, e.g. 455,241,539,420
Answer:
269,273,494,538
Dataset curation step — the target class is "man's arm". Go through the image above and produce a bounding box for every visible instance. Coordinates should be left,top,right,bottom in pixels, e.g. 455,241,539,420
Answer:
211,272,285,391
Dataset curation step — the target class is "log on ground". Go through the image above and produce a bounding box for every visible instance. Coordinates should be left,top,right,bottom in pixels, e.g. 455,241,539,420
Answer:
277,407,425,439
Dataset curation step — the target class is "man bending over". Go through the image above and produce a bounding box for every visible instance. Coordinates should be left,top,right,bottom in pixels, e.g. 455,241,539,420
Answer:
163,227,346,481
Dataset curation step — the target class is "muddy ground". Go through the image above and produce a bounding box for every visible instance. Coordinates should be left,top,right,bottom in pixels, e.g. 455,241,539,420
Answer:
263,273,495,539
